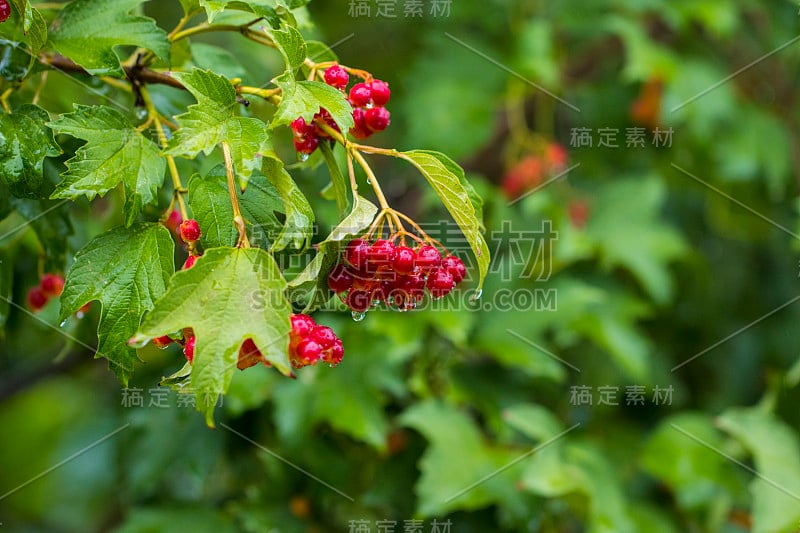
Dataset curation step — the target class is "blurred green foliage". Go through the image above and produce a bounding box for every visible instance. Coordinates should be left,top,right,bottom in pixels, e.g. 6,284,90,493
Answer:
2,0,800,531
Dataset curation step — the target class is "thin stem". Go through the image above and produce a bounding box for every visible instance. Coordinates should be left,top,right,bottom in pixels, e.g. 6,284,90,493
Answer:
143,88,189,222
0,89,12,113
393,210,448,252
171,23,243,42
167,8,202,41
32,2,64,9
238,85,281,104
222,141,250,248
32,71,48,105
345,150,359,200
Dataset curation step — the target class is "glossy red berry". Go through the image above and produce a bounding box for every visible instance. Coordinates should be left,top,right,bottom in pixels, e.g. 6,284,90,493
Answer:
368,239,396,271
441,255,466,284
364,106,390,132
153,335,173,349
290,313,316,338
322,338,344,366
0,1,10,23
345,238,370,271
310,325,336,349
182,254,199,270
415,245,441,273
426,268,454,298
346,288,372,313
392,246,416,275
179,219,201,243
327,264,354,293
369,80,391,106
324,65,349,89
40,273,65,297
349,82,372,107
184,335,196,363
350,108,372,139
293,339,322,367
291,117,312,137
294,135,319,154
27,287,48,311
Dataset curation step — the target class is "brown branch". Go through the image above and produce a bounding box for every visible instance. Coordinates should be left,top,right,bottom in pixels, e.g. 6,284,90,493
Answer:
40,54,186,91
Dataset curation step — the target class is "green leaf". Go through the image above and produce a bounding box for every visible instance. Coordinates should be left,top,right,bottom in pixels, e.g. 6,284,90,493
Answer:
717,408,800,533
49,105,165,227
187,165,284,249
287,195,377,308
49,0,170,77
268,24,306,69
520,441,636,533
6,1,47,53
318,142,349,218
272,74,354,132
640,413,742,510
0,104,61,199
261,155,314,251
60,224,175,386
400,400,523,516
586,176,687,304
198,1,280,24
503,403,563,442
131,247,292,425
165,69,272,188
399,150,490,291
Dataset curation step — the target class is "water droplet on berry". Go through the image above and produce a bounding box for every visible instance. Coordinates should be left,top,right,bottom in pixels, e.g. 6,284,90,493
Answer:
351,311,366,322
297,152,309,162
135,108,147,121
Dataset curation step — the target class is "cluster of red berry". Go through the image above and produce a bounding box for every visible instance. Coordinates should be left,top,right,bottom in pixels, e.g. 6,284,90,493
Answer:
0,0,10,23
26,273,65,311
291,64,391,155
163,210,202,269
327,238,466,316
153,314,343,371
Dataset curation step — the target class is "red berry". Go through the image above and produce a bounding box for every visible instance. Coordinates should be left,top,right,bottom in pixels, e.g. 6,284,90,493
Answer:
415,245,441,273
291,117,311,137
164,209,182,236
373,279,395,303
369,80,391,106
76,302,92,317
364,106,390,132
27,287,48,311
441,255,466,284
349,82,372,107
345,238,370,271
314,108,340,138
182,254,199,270
290,313,316,338
153,335,173,349
40,273,65,297
327,264,354,293
346,288,372,313
293,339,322,367
568,200,590,229
544,142,568,172
392,246,416,275
179,219,201,243
0,1,10,23
323,65,349,89
310,325,336,349
350,108,372,139
184,335,196,363
426,268,454,298
368,239,396,271
294,135,319,154
322,338,344,366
